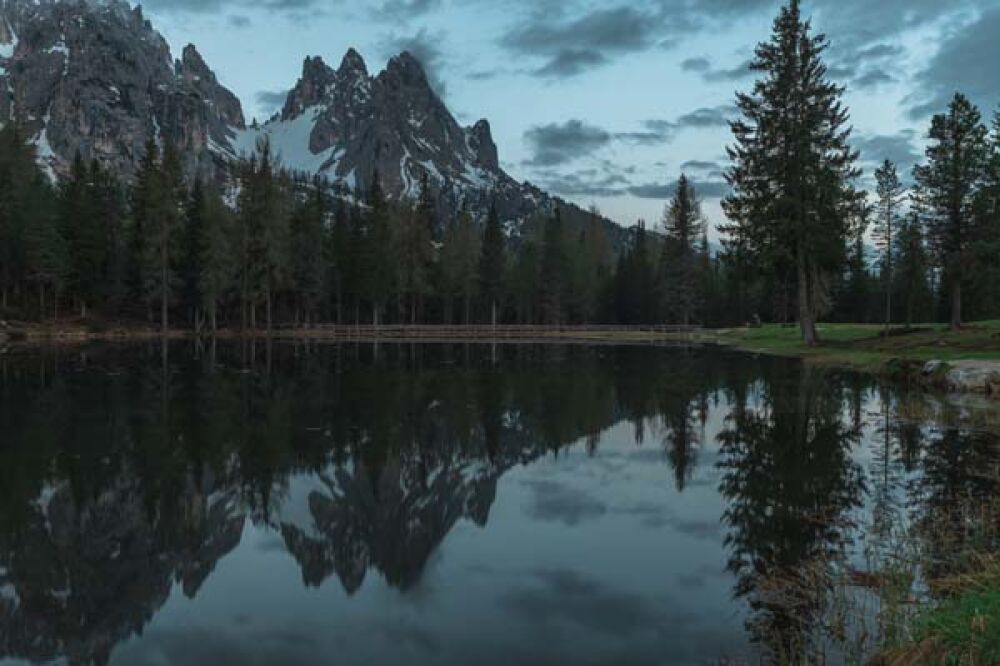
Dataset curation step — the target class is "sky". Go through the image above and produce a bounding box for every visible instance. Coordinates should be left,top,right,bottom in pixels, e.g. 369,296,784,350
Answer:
135,0,1000,234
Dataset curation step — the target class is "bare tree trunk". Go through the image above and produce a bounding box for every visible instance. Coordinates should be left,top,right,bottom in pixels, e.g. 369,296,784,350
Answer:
797,251,818,346
266,285,272,334
161,237,168,334
950,280,962,331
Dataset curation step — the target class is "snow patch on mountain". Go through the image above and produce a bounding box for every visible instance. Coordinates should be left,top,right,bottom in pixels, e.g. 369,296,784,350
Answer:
230,106,342,176
0,16,16,59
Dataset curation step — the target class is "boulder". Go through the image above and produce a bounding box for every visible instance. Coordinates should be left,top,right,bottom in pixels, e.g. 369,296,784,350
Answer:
939,360,1000,395
987,372,1000,400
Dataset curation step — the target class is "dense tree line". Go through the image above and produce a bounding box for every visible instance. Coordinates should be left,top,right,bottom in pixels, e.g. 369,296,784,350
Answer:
719,0,1000,342
2,1,999,336
0,125,720,330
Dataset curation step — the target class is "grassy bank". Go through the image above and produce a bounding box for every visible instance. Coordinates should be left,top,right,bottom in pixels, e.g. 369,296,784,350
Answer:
686,321,1000,372
871,531,1000,665
6,320,1000,373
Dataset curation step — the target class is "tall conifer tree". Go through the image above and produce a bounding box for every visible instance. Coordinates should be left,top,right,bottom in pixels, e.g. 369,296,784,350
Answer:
873,160,904,332
913,93,989,330
723,0,861,344
478,200,505,327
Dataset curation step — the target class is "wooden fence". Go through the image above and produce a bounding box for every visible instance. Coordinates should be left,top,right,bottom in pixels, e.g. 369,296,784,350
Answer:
268,324,701,340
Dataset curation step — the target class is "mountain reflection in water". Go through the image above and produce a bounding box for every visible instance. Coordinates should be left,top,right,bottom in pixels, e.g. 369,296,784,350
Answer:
0,341,996,665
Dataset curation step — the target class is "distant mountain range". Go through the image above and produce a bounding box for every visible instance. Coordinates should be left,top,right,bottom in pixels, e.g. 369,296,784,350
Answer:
0,0,631,246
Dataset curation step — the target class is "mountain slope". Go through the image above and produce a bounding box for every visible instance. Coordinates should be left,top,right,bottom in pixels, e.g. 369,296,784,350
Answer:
0,0,630,246
0,0,242,181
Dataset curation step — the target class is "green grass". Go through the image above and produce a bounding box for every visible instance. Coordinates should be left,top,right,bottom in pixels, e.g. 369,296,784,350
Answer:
913,588,1000,665
881,558,1000,665
689,321,1000,372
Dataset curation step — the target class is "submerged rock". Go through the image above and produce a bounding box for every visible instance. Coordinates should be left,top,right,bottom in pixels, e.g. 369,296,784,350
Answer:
922,360,1000,398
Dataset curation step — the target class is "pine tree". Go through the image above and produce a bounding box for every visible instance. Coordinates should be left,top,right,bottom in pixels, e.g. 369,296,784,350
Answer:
723,0,861,344
873,160,905,332
441,206,480,324
0,124,68,317
478,200,505,326
583,207,613,323
129,138,159,321
913,93,989,330
236,139,289,331
290,179,327,325
967,107,1000,319
895,213,931,328
615,221,656,325
60,154,106,317
148,142,184,331
660,174,706,327
358,169,393,326
328,197,360,325
835,200,875,323
92,161,128,314
196,183,234,333
182,179,206,328
540,207,566,325
397,173,435,323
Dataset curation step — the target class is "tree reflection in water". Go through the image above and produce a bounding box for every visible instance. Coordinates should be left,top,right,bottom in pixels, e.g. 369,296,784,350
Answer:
0,341,996,664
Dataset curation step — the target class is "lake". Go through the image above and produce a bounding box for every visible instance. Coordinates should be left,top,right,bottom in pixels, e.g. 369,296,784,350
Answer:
0,341,997,665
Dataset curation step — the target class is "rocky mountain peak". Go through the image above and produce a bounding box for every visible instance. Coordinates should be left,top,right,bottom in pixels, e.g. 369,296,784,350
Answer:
180,44,245,130
2,4,629,250
468,119,499,172
1,0,244,179
338,47,368,79
0,14,14,47
282,55,336,120
180,44,210,79
383,50,428,87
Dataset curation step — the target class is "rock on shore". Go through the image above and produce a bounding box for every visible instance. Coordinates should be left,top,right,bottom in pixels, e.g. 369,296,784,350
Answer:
923,360,1000,398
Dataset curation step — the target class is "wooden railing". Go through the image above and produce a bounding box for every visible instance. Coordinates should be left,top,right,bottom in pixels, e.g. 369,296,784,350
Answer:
268,324,701,339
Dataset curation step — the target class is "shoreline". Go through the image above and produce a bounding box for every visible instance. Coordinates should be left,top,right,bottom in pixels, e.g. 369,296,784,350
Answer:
4,321,1000,396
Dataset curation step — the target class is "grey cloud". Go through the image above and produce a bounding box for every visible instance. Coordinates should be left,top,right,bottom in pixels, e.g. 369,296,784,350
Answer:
533,49,608,78
521,479,608,525
675,105,738,127
616,120,674,146
466,70,501,81
617,106,737,146
534,169,629,198
141,0,324,15
854,130,922,174
227,14,251,28
680,160,720,172
628,178,729,200
814,0,993,51
686,58,753,83
524,120,612,166
852,69,895,90
501,5,664,76
681,57,711,73
906,8,1000,120
501,569,662,637
374,0,441,21
255,89,289,110
843,42,904,66
381,28,449,97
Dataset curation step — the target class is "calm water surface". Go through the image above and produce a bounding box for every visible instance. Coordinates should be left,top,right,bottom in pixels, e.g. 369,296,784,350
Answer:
0,342,997,665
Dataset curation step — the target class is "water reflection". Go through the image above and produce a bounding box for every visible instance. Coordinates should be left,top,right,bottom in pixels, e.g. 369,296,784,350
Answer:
0,341,997,665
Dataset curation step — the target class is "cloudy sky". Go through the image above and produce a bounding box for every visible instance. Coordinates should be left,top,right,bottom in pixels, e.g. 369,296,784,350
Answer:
138,0,1000,233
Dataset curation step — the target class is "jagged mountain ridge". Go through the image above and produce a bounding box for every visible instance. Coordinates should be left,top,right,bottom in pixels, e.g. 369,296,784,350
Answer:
0,0,242,182
0,0,629,246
